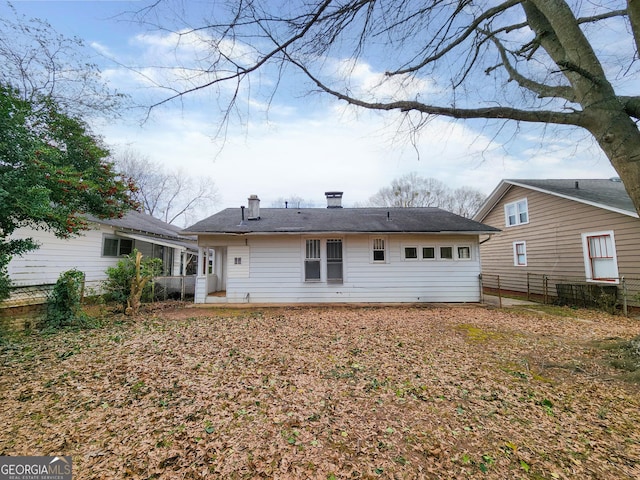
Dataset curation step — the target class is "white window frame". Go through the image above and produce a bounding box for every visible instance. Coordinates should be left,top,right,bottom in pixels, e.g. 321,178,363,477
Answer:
403,245,419,261
513,241,527,266
505,198,529,227
581,231,619,283
439,246,454,260
304,238,322,282
326,238,343,283
421,246,436,261
102,235,133,257
371,236,387,263
456,245,472,260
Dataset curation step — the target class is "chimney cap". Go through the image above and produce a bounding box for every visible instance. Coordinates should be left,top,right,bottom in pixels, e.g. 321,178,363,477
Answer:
325,191,344,209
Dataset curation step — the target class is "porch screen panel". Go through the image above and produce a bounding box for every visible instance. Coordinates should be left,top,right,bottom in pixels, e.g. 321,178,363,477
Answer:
326,239,343,282
305,239,321,281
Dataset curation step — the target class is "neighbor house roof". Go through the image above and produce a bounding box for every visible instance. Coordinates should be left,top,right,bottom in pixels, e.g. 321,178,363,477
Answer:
183,207,500,235
87,210,197,251
474,178,638,221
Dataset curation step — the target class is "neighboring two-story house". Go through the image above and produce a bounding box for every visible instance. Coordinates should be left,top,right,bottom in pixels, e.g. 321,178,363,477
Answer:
473,178,640,305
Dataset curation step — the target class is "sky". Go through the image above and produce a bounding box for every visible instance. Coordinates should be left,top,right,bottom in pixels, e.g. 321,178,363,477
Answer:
2,0,620,222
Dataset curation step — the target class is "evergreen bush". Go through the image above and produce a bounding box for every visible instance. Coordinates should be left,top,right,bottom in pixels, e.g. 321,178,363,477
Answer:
46,269,87,328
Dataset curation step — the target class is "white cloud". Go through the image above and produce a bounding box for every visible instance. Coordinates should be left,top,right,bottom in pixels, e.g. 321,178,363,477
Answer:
94,24,618,220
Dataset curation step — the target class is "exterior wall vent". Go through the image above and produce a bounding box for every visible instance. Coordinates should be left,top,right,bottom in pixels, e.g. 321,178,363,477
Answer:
325,191,343,209
247,194,260,220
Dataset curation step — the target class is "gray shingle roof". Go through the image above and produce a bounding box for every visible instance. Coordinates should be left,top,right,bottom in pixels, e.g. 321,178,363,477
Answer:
473,178,638,222
509,179,635,214
183,207,500,234
87,211,196,246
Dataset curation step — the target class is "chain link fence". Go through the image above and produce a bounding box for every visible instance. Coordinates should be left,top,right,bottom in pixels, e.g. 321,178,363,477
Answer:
481,272,640,315
1,275,196,331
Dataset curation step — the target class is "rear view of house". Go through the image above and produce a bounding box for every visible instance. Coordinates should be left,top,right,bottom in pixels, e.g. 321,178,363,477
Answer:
183,192,499,304
474,179,640,308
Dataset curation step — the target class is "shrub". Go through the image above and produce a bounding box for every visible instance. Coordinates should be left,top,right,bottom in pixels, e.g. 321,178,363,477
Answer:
104,250,162,313
46,269,88,328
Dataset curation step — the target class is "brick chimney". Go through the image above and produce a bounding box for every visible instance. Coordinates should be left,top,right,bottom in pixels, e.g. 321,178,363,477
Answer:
247,194,260,220
325,191,343,209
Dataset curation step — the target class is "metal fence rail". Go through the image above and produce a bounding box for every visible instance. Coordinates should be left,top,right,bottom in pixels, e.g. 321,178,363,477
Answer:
482,272,640,315
1,275,196,309
152,275,196,301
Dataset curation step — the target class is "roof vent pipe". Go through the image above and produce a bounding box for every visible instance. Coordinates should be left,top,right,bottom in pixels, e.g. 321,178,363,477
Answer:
325,191,344,209
247,194,260,220
575,181,579,189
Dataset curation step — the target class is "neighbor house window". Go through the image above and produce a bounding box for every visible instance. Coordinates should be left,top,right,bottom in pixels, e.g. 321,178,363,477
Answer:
422,247,435,260
305,239,321,281
582,231,619,282
102,236,133,257
404,246,418,260
326,239,343,283
505,198,529,227
372,237,386,262
513,241,527,266
457,246,471,260
440,246,453,260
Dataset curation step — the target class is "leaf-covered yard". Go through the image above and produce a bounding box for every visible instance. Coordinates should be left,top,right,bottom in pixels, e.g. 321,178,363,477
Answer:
1,305,640,479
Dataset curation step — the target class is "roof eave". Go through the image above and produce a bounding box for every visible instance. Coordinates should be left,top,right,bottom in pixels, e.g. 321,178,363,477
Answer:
183,229,499,235
506,180,639,218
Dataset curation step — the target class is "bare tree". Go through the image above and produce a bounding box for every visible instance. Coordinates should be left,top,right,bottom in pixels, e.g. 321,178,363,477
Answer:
114,149,219,226
367,173,485,217
270,196,318,208
134,1,640,215
368,174,448,208
444,187,488,219
0,3,127,118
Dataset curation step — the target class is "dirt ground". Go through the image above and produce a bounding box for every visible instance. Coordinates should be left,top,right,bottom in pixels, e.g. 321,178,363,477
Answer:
1,303,640,479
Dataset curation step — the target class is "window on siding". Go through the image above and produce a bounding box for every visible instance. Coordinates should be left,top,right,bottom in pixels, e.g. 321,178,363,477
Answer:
513,241,527,266
234,257,242,265
326,239,343,283
422,247,435,259
582,231,619,282
120,239,133,255
404,246,418,260
505,199,529,227
103,237,133,257
457,246,471,260
440,246,453,260
305,239,321,281
372,238,386,262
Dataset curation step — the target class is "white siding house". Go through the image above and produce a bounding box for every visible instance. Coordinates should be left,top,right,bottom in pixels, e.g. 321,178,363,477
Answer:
7,211,197,297
183,193,500,304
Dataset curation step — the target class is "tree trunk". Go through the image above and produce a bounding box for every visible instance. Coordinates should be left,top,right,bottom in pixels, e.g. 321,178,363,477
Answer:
523,0,640,215
586,110,640,214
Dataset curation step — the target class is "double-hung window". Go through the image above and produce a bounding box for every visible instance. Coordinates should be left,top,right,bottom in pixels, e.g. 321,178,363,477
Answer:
305,239,321,281
372,238,386,262
513,241,527,266
326,239,343,283
582,231,619,282
505,199,529,227
102,236,133,257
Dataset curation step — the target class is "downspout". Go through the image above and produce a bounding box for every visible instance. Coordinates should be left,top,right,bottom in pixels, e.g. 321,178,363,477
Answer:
479,235,493,245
